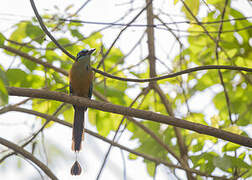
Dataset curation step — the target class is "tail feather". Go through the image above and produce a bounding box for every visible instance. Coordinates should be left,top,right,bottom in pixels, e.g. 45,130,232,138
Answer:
70,160,82,175
72,106,85,151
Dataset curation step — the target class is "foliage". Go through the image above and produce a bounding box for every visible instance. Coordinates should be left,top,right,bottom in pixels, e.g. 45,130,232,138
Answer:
0,0,251,179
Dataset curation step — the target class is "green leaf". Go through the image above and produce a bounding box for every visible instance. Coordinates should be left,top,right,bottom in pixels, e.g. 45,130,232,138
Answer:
0,68,8,105
32,99,62,127
146,161,156,177
45,51,61,63
213,155,250,172
9,21,28,43
95,82,126,105
128,153,138,160
222,142,240,152
63,105,74,124
174,0,179,5
6,69,27,87
21,56,38,72
0,32,5,45
70,29,84,39
6,69,44,88
187,113,207,125
211,115,219,128
191,142,204,152
25,23,44,43
222,125,242,135
88,109,122,136
213,155,232,171
182,0,200,21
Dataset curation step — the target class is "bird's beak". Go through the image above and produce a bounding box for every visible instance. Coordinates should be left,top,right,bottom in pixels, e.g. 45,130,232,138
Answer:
88,48,96,55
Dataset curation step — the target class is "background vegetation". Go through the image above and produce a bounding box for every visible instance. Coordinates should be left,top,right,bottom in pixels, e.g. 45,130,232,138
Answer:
0,0,251,179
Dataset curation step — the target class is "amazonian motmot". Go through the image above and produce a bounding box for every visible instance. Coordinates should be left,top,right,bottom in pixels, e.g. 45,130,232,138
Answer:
69,48,95,175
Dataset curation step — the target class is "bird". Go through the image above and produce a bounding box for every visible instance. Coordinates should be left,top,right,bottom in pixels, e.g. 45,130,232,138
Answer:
69,48,95,175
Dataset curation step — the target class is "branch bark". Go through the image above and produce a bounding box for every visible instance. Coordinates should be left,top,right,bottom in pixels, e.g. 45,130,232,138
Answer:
6,87,252,148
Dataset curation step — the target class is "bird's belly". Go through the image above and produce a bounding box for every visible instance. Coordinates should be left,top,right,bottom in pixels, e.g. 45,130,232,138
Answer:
70,67,93,97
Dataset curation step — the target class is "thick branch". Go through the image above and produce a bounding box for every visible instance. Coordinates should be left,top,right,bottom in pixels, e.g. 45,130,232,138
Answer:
6,87,252,148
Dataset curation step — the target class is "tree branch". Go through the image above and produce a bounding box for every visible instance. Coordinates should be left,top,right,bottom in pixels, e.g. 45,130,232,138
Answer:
2,44,251,83
92,65,252,82
1,45,68,76
30,0,75,60
3,106,226,178
96,0,153,69
6,87,252,148
215,0,233,124
0,137,58,180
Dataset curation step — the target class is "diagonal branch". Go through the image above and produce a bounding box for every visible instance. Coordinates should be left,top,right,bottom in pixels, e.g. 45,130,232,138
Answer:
30,0,75,60
0,137,58,180
3,106,227,178
96,87,150,179
0,44,108,102
1,45,68,76
0,103,65,163
215,0,233,123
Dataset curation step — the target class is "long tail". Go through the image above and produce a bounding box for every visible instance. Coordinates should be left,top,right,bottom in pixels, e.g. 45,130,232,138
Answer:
72,106,85,151
71,106,85,176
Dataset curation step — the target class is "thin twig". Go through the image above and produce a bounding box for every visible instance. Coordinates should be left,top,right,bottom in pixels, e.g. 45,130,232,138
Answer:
215,0,233,124
96,87,150,179
59,16,252,26
0,103,65,163
96,0,153,69
72,0,92,16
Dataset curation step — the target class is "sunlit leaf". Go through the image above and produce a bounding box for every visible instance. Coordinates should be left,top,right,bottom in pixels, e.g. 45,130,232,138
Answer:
146,161,156,177
0,68,8,105
182,0,200,21
222,125,242,135
210,115,219,128
222,142,240,152
25,23,44,43
128,153,138,160
0,32,5,45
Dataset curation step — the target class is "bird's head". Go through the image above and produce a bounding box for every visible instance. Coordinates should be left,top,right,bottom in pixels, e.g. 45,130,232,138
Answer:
76,48,96,61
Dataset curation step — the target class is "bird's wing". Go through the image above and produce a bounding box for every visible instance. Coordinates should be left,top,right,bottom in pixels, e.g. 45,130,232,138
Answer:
88,83,93,99
69,83,73,95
